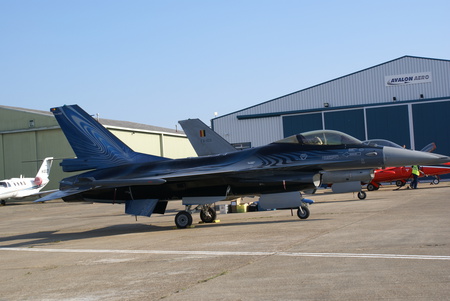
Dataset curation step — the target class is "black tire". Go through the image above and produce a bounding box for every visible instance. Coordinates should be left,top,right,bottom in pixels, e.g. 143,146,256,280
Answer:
175,211,193,229
432,178,440,185
367,183,376,191
357,191,367,200
297,206,310,219
396,180,405,187
200,207,217,223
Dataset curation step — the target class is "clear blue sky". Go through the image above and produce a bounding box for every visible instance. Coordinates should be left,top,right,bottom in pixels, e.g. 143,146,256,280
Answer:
1,0,449,129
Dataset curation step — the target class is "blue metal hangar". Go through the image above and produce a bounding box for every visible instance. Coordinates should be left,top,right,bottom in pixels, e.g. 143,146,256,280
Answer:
211,56,450,156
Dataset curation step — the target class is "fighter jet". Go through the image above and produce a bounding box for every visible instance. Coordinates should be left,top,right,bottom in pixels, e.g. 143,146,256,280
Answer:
0,157,53,205
36,105,449,228
180,118,372,199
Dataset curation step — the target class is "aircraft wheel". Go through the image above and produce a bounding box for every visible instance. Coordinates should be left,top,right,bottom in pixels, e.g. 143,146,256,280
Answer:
200,207,217,223
175,211,193,229
297,206,310,219
366,183,376,191
357,191,367,200
432,178,440,185
395,180,405,187
1,200,5,206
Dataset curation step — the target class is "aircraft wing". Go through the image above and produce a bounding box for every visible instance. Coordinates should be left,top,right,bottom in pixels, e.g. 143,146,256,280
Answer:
35,177,167,202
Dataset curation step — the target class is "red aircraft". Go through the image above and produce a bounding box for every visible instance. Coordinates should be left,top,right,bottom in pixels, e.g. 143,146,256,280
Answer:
366,163,450,191
363,140,450,191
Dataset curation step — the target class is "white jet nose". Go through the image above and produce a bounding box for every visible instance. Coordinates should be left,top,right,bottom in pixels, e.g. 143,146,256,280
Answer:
383,146,450,167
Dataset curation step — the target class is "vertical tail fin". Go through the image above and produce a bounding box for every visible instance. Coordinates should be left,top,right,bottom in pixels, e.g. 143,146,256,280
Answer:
51,105,168,172
36,157,53,179
178,118,237,156
34,157,53,187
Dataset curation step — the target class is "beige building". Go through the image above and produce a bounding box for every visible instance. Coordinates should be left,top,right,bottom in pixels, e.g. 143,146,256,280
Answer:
0,105,196,190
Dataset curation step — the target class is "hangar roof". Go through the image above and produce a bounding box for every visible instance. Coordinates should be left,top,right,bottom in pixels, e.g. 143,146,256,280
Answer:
0,105,183,135
213,55,450,121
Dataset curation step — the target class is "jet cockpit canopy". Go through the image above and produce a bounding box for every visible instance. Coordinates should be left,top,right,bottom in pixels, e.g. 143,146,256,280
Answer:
275,130,362,146
362,139,403,148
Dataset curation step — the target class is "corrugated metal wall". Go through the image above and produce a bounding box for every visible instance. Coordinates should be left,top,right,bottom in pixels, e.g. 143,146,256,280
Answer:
212,56,450,148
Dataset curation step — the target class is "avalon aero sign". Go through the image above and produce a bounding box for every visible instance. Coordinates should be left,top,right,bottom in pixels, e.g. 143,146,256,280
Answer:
385,72,432,86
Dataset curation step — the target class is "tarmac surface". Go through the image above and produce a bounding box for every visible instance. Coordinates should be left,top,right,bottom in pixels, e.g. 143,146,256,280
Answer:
1,182,450,300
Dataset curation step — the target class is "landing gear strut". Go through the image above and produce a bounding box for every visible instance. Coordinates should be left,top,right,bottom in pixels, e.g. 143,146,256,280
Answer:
174,204,217,229
297,199,313,219
297,206,310,219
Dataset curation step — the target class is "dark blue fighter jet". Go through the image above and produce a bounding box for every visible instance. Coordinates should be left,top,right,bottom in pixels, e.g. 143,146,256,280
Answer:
37,105,449,228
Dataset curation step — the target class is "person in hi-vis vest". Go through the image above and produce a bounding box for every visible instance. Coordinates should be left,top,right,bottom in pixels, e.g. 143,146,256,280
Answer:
410,165,423,189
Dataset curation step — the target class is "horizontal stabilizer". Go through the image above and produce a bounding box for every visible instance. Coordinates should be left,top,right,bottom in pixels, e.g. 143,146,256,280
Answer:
34,187,92,203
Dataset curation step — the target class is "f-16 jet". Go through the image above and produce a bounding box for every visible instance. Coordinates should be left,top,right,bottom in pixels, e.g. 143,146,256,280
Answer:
37,105,449,228
180,119,375,199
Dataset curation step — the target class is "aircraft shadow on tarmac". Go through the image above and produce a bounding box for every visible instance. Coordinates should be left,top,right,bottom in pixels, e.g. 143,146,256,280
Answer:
0,217,328,248
0,224,167,248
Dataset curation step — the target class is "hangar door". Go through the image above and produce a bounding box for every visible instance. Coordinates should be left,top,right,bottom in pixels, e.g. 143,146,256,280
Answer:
283,113,322,137
283,109,365,140
1,132,38,178
366,105,410,148
412,101,450,155
324,109,365,141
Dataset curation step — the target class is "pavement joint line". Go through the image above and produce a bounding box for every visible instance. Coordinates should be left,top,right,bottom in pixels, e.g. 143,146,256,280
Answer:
1,247,449,260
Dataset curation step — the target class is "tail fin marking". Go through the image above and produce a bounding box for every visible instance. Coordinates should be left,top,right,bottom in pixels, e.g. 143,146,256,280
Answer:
178,119,237,156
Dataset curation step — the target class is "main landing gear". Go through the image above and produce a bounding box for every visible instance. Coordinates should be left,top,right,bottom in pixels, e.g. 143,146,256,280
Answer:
366,183,380,191
431,176,440,185
174,198,314,228
297,198,314,219
174,204,217,229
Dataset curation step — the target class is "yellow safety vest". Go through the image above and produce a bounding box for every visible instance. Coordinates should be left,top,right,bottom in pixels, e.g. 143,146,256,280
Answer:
412,165,420,176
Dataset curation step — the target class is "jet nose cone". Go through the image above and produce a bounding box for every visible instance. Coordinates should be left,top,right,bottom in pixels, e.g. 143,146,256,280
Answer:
383,147,450,167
